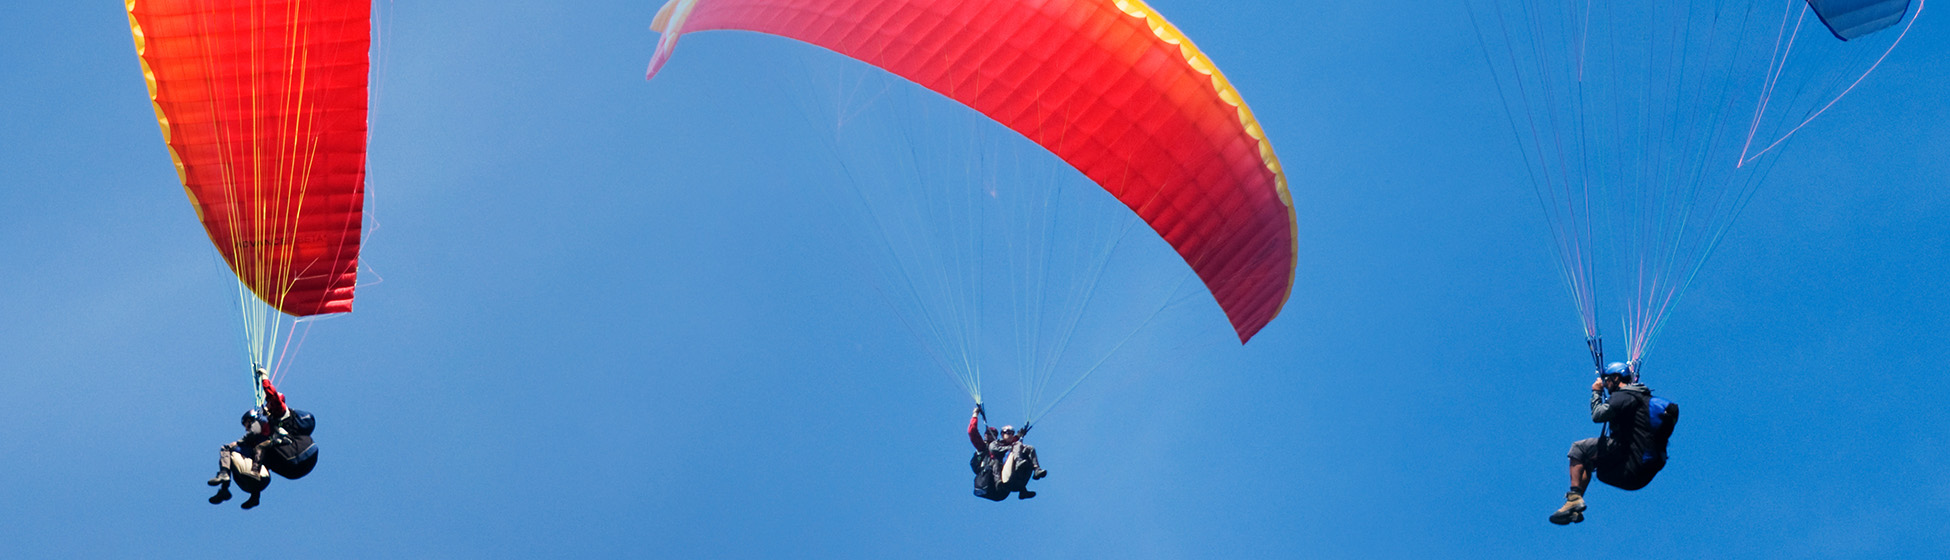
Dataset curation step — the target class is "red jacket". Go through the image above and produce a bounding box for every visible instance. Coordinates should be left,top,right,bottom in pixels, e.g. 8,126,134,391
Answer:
967,415,987,451
261,379,290,423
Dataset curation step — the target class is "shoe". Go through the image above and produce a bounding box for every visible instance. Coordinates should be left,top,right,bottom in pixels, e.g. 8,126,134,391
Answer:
208,487,232,505
240,493,261,510
207,474,229,486
1018,490,1036,500
1032,469,1047,480
1548,492,1586,525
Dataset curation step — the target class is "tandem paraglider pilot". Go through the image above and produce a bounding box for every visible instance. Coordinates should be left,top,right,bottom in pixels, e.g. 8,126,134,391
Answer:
1550,362,1679,525
968,405,1046,501
208,368,320,509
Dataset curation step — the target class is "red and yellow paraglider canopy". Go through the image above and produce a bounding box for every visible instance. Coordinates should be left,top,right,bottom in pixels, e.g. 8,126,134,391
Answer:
128,0,369,319
647,0,1297,342
127,0,370,389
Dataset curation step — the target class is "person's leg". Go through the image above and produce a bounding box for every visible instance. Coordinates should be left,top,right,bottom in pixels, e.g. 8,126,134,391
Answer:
996,477,1034,500
1564,438,1604,493
208,474,233,504
234,474,266,509
1552,439,1599,525
226,452,271,510
1569,460,1591,494
209,449,241,504
209,445,234,485
227,453,267,484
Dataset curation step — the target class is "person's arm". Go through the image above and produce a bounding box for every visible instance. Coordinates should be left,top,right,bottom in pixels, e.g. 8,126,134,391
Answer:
261,379,289,421
1589,382,1614,423
968,408,986,451
248,435,274,460
1592,389,1639,423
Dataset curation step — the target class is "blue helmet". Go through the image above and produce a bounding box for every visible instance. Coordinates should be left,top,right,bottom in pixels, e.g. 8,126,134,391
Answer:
1603,362,1631,376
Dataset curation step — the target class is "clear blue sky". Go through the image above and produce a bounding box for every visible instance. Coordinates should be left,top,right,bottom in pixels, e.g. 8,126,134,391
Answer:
3,1,1946,558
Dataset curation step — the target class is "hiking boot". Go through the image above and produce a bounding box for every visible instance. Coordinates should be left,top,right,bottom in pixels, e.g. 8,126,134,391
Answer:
1018,490,1036,500
207,473,229,486
240,493,261,510
1548,492,1586,525
208,486,232,505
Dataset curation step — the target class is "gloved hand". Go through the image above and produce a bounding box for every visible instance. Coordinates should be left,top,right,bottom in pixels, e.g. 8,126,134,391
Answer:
1032,469,1047,480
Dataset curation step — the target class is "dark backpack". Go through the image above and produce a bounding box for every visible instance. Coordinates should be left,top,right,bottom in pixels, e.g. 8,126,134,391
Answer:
971,451,1005,501
1641,397,1679,464
280,409,316,436
263,410,318,480
1595,393,1680,491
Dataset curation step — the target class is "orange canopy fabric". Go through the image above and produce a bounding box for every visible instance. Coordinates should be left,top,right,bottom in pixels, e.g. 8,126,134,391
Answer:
128,0,369,317
648,0,1295,342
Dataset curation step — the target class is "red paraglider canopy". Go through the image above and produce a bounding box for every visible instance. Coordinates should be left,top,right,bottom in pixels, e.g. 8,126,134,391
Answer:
647,0,1296,342
128,0,369,317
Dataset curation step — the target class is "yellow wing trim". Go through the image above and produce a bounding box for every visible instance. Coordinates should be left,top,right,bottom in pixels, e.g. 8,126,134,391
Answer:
126,0,203,221
650,0,1299,334
1112,0,1298,331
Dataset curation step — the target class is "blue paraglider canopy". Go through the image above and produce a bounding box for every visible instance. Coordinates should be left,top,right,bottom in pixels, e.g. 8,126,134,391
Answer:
1807,0,1914,40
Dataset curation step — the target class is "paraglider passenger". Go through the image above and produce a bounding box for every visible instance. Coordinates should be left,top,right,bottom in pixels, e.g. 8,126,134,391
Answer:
967,406,1046,501
1550,362,1679,525
207,407,275,509
208,369,319,509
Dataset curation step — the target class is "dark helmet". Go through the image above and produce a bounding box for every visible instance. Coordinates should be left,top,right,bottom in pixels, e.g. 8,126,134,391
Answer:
240,409,268,428
1603,362,1632,377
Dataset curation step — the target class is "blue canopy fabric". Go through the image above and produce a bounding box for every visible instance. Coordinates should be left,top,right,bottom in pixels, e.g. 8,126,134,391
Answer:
1806,0,1913,40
